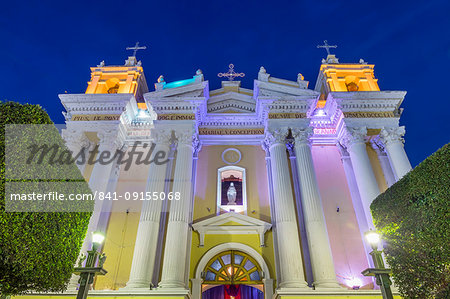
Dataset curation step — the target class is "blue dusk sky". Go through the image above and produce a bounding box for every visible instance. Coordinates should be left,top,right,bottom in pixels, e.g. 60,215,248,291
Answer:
1,0,449,166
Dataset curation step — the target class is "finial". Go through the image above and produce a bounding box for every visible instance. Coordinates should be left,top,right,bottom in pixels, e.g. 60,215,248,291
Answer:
218,64,245,81
157,75,165,83
126,42,147,57
137,60,142,66
196,69,203,75
97,60,105,67
259,66,266,73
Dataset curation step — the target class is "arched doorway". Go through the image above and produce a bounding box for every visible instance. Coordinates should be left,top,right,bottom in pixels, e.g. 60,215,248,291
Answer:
201,250,264,299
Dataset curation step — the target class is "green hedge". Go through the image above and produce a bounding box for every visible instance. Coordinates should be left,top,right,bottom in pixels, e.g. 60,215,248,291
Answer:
371,143,450,299
0,101,92,296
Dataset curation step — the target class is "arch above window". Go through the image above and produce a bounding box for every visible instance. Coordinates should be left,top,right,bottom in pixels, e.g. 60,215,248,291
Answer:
203,250,263,285
217,165,247,214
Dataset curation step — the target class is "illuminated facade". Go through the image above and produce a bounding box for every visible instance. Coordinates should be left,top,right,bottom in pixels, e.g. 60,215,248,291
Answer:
18,54,411,299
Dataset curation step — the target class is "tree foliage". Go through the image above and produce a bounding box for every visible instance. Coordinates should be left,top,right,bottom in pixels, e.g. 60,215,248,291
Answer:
0,101,92,296
371,143,450,299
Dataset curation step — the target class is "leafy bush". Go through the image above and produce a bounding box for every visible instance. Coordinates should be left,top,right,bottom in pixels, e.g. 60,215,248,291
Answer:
371,143,450,298
0,101,92,296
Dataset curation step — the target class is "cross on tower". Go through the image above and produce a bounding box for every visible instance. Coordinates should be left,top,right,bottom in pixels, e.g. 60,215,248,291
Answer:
218,64,245,81
317,40,337,56
126,42,147,57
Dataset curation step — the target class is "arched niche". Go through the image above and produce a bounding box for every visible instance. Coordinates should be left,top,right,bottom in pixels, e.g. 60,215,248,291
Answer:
216,165,247,214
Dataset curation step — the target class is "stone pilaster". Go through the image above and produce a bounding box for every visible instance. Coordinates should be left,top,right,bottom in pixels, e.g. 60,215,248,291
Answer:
264,128,309,290
125,128,172,289
292,128,341,289
379,126,412,180
159,129,197,289
340,127,380,228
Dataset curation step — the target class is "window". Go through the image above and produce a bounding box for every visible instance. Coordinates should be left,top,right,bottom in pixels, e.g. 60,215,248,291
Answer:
344,75,359,91
203,250,263,284
105,78,120,94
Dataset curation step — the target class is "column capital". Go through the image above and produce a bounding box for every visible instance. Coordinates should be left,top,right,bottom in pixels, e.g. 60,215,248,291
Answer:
192,135,202,157
63,131,91,149
151,128,173,146
369,137,387,156
174,128,200,150
292,127,313,146
263,127,289,149
340,126,367,149
336,142,350,159
97,129,125,150
379,126,406,146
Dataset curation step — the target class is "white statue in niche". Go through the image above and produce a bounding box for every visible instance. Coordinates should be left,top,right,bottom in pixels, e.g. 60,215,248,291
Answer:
227,183,237,205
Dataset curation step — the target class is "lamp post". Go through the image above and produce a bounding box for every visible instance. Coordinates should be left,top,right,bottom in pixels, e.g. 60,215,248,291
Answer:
74,232,107,299
361,230,393,299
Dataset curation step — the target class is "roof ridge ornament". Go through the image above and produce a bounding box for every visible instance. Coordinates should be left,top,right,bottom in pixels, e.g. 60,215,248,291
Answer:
126,42,147,57
218,63,245,81
317,40,337,56
125,42,147,66
317,40,339,64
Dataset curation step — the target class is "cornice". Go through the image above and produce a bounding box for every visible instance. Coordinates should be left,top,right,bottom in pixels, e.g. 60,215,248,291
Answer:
330,91,406,113
254,79,319,98
59,93,134,114
145,80,208,98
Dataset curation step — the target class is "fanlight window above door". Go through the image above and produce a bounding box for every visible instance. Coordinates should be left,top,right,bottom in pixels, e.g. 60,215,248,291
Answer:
203,250,263,284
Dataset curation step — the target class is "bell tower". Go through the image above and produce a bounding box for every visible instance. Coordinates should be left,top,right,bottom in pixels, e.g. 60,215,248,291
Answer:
85,55,149,102
314,57,380,94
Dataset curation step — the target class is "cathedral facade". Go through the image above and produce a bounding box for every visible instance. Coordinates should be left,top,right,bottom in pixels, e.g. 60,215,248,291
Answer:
20,53,411,299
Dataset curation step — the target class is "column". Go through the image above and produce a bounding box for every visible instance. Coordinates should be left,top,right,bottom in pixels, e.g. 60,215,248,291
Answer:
292,128,341,289
264,128,309,289
125,128,172,289
96,159,122,236
159,129,197,289
337,144,374,268
380,126,412,180
151,143,177,286
370,140,396,187
68,130,123,290
261,142,282,286
340,127,380,228
286,142,313,286
86,74,100,93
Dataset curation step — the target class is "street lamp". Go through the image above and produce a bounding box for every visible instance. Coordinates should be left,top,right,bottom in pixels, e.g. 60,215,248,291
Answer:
361,230,393,299
74,231,108,299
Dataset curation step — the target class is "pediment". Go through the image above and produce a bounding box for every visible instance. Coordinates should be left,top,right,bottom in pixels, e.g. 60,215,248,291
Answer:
255,80,320,98
192,212,272,247
207,91,256,113
145,81,207,99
